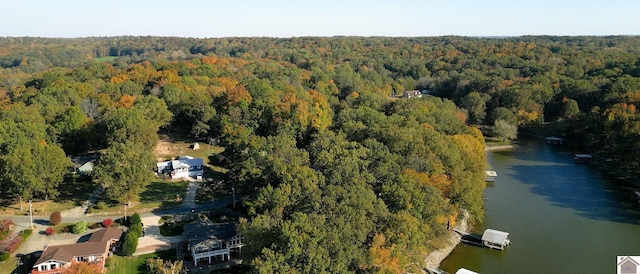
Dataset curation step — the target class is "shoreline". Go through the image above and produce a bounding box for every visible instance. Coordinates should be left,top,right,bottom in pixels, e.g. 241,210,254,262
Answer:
423,145,510,272
423,211,471,272
485,144,514,151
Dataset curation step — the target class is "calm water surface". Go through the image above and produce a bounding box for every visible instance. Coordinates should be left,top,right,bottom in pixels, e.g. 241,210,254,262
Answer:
440,138,640,274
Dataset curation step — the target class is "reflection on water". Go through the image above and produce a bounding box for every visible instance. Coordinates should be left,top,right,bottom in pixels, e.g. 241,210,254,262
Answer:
440,138,640,273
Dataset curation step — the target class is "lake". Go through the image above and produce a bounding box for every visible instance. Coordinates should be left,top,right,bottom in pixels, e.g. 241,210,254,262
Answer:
440,138,640,273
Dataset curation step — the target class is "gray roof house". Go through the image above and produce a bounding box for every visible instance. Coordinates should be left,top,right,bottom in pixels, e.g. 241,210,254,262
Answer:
157,156,204,179
70,154,100,174
183,219,244,266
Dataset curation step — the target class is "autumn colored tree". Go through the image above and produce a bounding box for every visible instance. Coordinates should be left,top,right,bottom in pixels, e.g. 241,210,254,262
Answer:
49,211,62,226
62,262,102,274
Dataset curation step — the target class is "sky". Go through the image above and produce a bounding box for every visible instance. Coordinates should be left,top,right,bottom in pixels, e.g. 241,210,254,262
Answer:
1,0,638,38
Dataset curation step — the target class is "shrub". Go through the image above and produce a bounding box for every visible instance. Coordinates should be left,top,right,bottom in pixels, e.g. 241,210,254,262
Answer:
45,227,55,236
2,234,25,254
0,253,9,261
121,232,138,256
0,219,13,241
129,213,143,237
72,221,88,234
102,219,113,228
130,213,142,227
62,227,70,233
130,223,142,238
0,219,14,233
95,201,108,210
49,212,62,226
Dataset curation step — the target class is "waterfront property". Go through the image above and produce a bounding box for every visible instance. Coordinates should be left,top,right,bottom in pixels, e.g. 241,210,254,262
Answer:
184,219,244,266
481,229,510,250
157,156,204,179
31,227,123,273
484,170,497,182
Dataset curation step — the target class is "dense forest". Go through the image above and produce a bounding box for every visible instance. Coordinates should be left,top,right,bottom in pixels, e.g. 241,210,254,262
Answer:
1,36,640,272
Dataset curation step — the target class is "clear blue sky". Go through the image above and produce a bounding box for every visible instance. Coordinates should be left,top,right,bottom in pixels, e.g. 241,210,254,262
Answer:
1,0,638,38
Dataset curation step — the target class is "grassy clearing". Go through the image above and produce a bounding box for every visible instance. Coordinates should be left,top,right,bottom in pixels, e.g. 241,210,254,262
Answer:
88,180,189,215
0,200,77,217
154,134,224,165
0,175,97,216
139,180,189,208
105,249,176,274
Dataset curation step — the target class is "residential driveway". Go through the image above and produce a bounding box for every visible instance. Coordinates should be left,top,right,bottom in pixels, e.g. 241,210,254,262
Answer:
135,214,185,255
14,225,103,256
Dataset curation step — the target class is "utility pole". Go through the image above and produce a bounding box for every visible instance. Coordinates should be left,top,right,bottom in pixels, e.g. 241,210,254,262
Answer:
124,203,127,223
232,183,236,209
28,200,33,230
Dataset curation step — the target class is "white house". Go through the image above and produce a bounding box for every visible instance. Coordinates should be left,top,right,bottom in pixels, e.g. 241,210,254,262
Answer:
403,90,423,99
70,154,100,174
157,156,204,179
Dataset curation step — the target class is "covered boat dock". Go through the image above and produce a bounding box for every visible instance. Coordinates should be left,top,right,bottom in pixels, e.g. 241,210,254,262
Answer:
481,229,511,250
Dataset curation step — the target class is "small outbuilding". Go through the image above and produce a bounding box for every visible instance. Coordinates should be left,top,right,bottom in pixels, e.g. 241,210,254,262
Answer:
191,142,200,150
481,229,510,250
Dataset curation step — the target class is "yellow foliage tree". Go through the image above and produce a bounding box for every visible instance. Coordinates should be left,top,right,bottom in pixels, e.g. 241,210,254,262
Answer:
118,94,136,109
226,85,253,106
370,233,401,274
308,90,332,131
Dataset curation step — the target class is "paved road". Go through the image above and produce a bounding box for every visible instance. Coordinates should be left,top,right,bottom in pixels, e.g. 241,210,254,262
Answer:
2,181,236,257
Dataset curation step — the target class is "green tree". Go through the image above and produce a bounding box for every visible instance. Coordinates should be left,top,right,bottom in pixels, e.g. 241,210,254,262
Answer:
121,231,138,256
93,141,155,203
102,107,159,150
72,221,88,234
459,91,490,124
493,119,518,142
0,106,71,204
561,98,580,119
129,213,143,236
53,106,89,153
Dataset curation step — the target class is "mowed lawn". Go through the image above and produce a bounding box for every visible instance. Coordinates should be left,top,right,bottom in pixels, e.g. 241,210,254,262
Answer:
106,250,176,274
154,134,224,165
